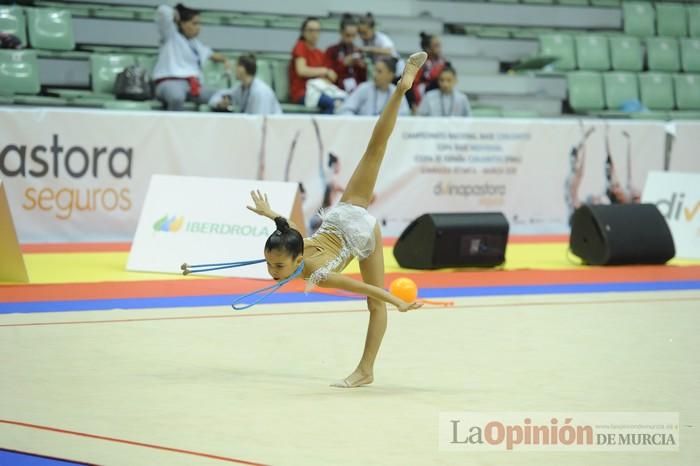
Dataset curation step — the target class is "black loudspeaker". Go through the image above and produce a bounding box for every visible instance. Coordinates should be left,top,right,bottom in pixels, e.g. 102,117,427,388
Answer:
393,213,509,269
570,203,675,265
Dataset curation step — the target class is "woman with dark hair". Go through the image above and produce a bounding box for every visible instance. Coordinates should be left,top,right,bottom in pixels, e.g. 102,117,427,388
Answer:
337,56,410,116
289,17,343,114
325,13,367,93
409,31,446,110
247,51,428,388
153,3,230,111
416,64,471,117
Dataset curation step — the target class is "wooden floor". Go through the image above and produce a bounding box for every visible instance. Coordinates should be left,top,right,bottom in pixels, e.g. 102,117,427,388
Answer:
1,291,698,465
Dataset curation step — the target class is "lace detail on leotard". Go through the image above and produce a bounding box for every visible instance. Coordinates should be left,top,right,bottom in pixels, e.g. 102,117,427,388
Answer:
304,203,378,292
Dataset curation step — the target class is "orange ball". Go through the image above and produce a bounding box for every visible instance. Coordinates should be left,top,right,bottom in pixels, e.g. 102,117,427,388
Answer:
389,277,418,302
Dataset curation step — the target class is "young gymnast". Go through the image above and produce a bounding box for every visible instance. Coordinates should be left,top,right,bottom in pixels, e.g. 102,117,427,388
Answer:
246,51,428,388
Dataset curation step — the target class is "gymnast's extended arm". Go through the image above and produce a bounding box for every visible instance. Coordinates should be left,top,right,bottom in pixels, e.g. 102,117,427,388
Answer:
246,190,301,231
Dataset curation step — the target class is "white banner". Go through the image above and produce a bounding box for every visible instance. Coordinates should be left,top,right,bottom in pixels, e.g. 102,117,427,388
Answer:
262,118,678,236
1,108,699,242
127,175,303,278
642,171,700,259
0,109,260,242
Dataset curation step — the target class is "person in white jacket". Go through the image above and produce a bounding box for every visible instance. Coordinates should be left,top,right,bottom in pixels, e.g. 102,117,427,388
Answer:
209,54,282,115
337,57,410,116
152,3,230,111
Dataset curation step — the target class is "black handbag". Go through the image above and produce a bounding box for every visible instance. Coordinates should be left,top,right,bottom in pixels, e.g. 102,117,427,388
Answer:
114,65,153,101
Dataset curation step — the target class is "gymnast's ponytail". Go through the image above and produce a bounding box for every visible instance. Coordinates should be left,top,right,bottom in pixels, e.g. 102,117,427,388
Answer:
265,217,304,258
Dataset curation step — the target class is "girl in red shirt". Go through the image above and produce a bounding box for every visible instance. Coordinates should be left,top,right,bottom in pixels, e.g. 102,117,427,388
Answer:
324,14,367,93
289,17,341,113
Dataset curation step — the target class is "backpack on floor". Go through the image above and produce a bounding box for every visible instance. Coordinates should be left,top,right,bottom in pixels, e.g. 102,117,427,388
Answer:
114,65,153,101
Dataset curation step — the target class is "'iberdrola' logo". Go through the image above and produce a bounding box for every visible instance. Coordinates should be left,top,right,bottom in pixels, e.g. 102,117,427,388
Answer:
153,215,184,232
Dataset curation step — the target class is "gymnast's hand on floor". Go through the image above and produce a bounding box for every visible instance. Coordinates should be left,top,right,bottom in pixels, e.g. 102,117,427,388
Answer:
398,301,423,312
246,190,274,218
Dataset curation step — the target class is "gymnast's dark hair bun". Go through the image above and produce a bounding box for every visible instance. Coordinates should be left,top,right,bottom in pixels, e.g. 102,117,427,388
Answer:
265,217,303,258
274,216,291,233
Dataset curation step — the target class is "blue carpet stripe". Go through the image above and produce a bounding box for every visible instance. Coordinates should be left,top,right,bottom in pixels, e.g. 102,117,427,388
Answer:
0,449,89,465
1,281,699,314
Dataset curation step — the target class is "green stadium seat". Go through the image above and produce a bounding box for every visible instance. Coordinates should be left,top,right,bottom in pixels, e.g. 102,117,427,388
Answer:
575,35,610,70
656,3,688,38
680,38,700,73
623,2,655,37
567,71,605,112
609,35,643,71
522,0,555,5
0,6,27,46
0,95,13,105
26,8,75,51
0,49,40,95
603,72,639,109
201,60,230,91
539,34,576,71
90,54,137,94
488,0,520,4
646,37,681,72
673,73,700,110
689,5,700,37
638,72,675,110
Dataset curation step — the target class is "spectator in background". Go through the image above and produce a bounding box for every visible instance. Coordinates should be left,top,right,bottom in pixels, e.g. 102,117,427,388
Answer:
290,17,343,114
409,31,446,111
417,64,471,117
357,13,404,74
325,14,367,93
208,54,282,114
337,57,409,116
153,3,230,111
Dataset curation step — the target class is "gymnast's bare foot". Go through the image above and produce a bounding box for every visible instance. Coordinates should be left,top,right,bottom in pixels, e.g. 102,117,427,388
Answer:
330,368,374,388
397,51,428,93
